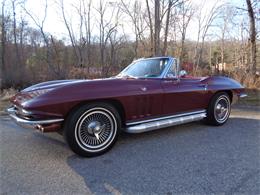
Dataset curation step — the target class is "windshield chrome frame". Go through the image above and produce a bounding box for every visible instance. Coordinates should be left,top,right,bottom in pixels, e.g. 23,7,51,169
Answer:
161,57,178,79
118,56,176,79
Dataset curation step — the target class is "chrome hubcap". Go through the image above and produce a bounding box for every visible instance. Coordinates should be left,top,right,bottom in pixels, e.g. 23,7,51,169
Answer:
75,108,117,152
214,96,230,123
87,121,105,140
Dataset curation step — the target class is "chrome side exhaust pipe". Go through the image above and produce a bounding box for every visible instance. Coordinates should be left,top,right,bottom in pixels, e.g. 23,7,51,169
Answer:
36,125,44,132
125,112,206,133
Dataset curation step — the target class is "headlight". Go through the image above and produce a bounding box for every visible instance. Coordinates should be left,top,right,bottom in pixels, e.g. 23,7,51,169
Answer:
29,88,53,98
16,106,33,116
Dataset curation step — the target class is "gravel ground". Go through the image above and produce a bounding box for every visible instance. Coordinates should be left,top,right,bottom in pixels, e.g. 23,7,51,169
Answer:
0,107,260,194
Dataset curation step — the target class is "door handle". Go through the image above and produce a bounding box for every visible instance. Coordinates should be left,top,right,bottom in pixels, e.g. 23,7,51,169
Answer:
140,87,147,91
163,80,179,84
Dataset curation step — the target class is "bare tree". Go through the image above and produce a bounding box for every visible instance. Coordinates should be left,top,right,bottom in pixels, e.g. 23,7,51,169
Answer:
11,0,25,83
193,1,222,75
60,0,84,67
162,0,173,56
107,30,125,76
23,0,61,77
59,0,93,69
176,0,194,65
96,0,120,76
82,0,92,69
246,0,257,80
1,0,259,89
216,5,235,74
146,0,154,55
146,0,180,56
19,16,26,63
121,0,146,57
154,0,160,56
1,0,7,88
12,1,20,66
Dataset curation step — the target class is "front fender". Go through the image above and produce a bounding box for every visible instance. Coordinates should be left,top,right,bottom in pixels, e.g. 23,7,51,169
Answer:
204,76,246,103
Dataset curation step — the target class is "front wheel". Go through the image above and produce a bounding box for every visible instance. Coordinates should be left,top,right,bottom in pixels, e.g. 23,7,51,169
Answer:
205,92,231,126
64,103,121,157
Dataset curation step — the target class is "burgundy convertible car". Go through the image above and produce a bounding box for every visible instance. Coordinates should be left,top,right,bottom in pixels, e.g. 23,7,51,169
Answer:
7,57,246,157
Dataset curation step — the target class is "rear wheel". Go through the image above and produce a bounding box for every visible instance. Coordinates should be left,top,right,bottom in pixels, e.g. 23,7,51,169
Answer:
205,92,231,126
64,103,121,157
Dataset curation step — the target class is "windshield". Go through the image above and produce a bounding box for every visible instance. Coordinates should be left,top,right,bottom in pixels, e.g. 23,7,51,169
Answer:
118,58,169,78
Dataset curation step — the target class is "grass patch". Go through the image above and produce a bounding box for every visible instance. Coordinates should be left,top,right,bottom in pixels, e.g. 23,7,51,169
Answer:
0,88,18,115
0,100,11,115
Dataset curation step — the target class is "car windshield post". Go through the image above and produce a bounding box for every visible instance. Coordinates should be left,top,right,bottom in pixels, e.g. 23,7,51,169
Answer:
161,57,178,79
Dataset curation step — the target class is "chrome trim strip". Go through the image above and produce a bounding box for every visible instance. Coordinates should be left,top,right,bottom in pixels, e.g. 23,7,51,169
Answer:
239,93,247,98
162,58,180,79
11,106,33,116
6,107,16,115
125,112,206,133
20,108,33,116
9,114,64,125
161,57,176,79
7,107,64,126
126,110,206,126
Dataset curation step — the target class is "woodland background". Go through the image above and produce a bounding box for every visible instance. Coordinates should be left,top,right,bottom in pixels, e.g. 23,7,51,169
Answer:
0,0,259,90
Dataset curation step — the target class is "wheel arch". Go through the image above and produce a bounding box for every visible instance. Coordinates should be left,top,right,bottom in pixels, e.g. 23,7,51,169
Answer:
215,90,233,103
64,98,126,128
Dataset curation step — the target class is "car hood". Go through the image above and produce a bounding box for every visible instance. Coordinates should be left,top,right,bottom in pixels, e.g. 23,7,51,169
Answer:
22,79,85,92
11,80,86,106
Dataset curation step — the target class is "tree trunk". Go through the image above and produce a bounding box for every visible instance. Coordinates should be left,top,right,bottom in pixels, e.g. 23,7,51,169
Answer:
60,0,80,66
162,1,173,56
83,0,92,73
179,34,185,67
221,36,225,75
146,0,154,56
12,1,22,85
154,0,160,56
1,0,6,89
246,0,257,80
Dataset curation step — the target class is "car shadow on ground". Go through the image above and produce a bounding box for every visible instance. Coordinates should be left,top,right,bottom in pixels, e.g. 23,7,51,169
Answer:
31,132,67,147
66,117,260,194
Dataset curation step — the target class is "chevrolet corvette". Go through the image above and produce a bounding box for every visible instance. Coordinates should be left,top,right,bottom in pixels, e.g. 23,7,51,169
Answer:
7,57,247,157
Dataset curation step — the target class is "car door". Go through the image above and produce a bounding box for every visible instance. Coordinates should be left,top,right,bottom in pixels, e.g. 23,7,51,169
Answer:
161,65,210,116
125,78,164,123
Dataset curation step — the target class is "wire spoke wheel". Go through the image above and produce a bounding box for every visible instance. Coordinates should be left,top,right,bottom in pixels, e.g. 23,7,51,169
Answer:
214,95,230,123
75,107,117,153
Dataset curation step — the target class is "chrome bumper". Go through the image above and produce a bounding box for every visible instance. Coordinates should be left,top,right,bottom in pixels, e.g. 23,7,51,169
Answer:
239,93,248,98
232,93,247,105
6,107,64,130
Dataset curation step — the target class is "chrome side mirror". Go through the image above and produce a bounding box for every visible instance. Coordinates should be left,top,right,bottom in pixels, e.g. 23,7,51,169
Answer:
179,70,187,77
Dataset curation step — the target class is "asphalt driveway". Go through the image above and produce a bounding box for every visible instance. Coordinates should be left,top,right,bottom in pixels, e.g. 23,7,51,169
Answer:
0,107,260,194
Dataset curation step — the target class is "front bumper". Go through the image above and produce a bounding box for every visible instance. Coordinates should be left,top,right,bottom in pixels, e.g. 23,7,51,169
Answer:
239,93,247,98
6,107,64,132
232,92,247,105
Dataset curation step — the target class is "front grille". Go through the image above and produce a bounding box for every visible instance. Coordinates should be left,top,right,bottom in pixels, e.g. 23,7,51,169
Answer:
11,105,58,121
13,105,33,120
